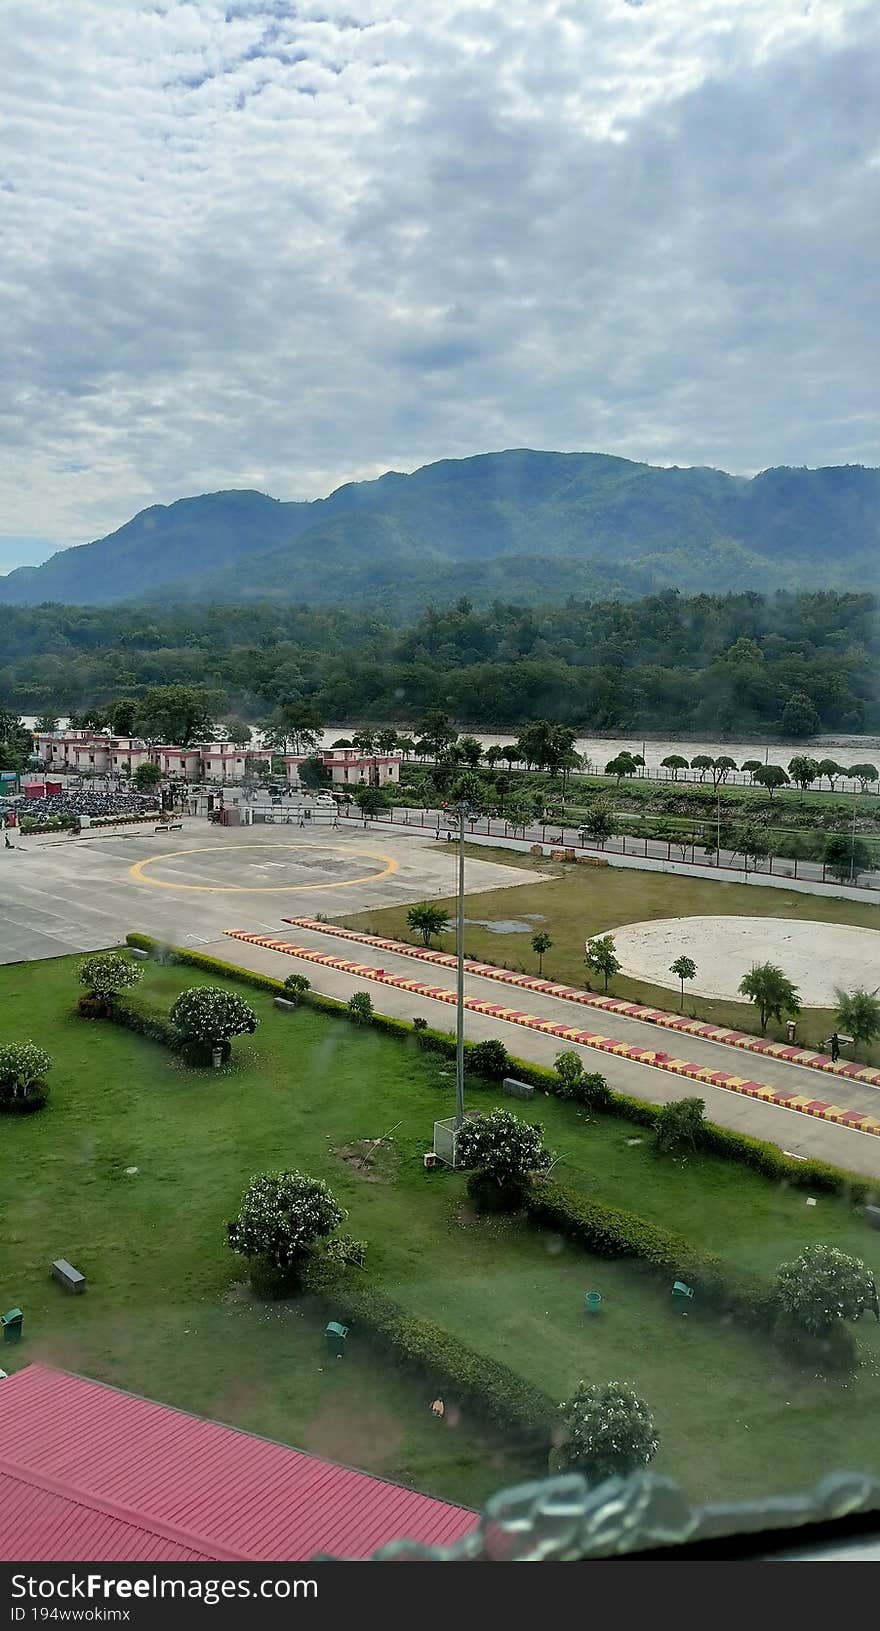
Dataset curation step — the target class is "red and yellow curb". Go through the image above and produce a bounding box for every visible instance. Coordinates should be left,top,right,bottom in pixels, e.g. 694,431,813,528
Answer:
279,916,880,1088
225,930,880,1141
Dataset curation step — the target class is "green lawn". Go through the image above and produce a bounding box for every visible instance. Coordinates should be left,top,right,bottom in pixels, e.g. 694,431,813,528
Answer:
342,853,880,1063
3,952,880,1511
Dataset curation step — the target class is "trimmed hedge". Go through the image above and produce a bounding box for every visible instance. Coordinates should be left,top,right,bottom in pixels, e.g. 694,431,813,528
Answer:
124,933,874,1203
524,1180,775,1330
307,1278,554,1446
110,997,184,1053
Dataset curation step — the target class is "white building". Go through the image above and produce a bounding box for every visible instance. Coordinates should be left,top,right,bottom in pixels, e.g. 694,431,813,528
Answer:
284,749,402,789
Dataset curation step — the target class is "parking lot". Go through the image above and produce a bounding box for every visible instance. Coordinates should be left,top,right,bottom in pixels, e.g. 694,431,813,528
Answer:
0,818,544,964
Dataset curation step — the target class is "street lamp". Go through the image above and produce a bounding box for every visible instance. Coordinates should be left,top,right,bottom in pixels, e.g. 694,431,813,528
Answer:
442,794,479,1129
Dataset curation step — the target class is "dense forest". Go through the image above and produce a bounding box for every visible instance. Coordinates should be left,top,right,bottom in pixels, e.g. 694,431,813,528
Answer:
0,590,876,736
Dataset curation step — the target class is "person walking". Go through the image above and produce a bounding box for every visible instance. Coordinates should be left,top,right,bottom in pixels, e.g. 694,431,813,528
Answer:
830,1032,841,1063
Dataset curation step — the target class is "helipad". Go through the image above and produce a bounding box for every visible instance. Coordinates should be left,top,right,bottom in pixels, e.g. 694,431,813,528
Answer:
129,841,399,893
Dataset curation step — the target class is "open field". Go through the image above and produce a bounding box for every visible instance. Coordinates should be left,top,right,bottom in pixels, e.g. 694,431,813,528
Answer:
341,852,880,1064
3,953,880,1507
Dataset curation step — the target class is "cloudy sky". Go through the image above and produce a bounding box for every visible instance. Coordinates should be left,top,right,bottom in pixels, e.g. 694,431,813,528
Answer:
1,0,878,568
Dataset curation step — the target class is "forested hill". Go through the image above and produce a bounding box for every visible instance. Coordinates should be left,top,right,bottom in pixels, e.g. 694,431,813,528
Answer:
1,590,876,736
1,451,878,610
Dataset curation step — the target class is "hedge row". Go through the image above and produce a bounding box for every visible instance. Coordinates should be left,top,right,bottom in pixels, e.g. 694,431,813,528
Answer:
123,933,873,1203
522,1180,776,1330
307,1277,554,1446
110,996,184,1053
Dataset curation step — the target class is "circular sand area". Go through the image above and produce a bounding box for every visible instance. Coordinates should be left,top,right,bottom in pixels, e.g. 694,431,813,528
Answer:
611,917,880,1006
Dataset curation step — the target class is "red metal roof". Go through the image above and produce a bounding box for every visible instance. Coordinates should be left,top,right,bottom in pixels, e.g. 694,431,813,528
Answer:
0,1366,477,1562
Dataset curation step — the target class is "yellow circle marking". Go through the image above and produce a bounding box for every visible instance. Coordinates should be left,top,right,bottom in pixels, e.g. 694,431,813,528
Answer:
128,842,399,893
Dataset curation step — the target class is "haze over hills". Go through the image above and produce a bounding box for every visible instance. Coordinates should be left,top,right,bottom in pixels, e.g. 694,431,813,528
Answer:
1,450,878,612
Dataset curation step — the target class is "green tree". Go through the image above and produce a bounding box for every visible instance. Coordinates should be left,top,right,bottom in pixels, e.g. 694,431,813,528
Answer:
554,1381,659,1481
505,796,533,836
282,973,311,1005
531,930,553,975
847,763,878,792
605,752,638,783
738,963,801,1034
170,986,258,1061
834,988,880,1056
352,728,378,754
579,801,616,849
690,754,714,782
417,707,458,759
406,902,451,946
741,759,763,781
752,764,789,797
817,758,844,790
456,1107,551,1209
299,754,331,790
781,691,820,738
133,761,162,792
136,684,216,747
108,698,138,736
585,934,621,993
669,954,697,1010
788,755,819,790
354,784,389,823
457,735,484,768
347,990,374,1025
35,712,60,732
656,1096,705,1153
824,831,872,883
376,728,399,753
79,952,142,1001
224,719,252,746
712,755,737,786
660,754,688,781
775,1244,874,1336
227,1170,344,1278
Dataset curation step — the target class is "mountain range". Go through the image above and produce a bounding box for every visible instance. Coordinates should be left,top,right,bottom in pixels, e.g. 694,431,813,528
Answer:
1,450,878,611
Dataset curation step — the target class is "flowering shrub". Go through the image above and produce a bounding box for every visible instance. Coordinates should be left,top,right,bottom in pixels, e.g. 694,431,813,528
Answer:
554,1381,659,1481
228,1170,345,1277
457,1108,551,1209
170,986,258,1050
79,952,142,1001
774,1244,876,1335
0,1042,52,1113
324,1233,368,1268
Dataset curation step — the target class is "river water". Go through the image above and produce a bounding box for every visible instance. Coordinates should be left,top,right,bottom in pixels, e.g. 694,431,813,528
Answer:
20,718,880,787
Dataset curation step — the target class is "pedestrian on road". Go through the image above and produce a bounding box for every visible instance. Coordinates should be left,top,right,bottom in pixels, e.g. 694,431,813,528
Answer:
830,1032,841,1063
4,833,12,849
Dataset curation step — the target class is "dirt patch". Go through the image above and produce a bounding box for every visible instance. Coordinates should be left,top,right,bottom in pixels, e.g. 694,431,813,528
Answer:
302,1393,405,1471
333,1140,399,1183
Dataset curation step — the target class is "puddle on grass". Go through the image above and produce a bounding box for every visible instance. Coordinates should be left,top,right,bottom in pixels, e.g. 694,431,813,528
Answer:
464,917,538,934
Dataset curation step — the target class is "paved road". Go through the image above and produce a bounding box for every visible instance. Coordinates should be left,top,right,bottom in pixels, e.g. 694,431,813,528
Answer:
211,927,880,1178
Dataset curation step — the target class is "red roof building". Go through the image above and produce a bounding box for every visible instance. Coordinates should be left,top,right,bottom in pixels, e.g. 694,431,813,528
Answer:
0,1366,478,1562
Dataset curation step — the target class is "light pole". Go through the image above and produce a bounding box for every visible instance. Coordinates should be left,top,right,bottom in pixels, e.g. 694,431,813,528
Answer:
850,801,858,884
455,803,466,1129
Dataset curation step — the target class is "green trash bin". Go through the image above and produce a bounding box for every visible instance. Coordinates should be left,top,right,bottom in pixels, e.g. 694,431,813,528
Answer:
672,1281,694,1308
325,1320,348,1358
1,1308,23,1345
584,1291,603,1314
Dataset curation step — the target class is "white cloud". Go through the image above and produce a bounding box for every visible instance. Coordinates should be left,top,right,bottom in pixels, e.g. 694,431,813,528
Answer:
0,0,877,552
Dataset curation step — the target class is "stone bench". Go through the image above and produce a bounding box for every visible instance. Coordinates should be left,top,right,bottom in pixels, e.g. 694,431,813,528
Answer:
502,1076,535,1101
273,997,297,1011
52,1259,85,1294
866,1205,880,1231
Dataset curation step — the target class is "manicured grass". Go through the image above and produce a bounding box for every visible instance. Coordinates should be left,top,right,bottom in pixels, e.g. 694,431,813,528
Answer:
3,952,880,1510
342,854,880,1063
